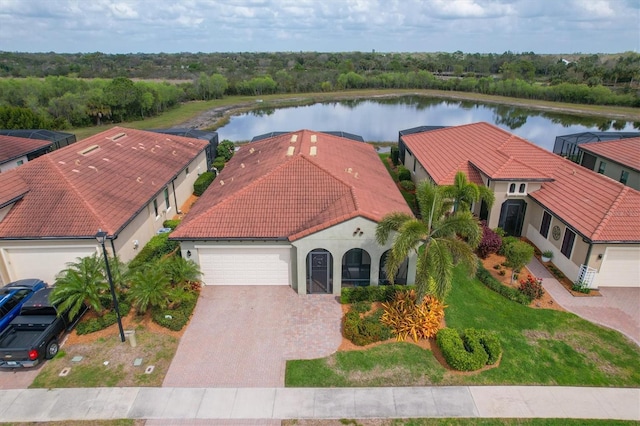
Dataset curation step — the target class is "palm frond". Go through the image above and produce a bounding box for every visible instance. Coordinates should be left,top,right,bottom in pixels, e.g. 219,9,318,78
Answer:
375,212,413,245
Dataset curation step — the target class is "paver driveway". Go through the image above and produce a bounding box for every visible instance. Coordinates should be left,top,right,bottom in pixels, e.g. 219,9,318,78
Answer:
163,286,342,387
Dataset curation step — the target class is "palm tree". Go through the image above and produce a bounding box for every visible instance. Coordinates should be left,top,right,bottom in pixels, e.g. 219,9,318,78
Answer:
161,255,202,285
376,180,482,301
440,171,495,213
128,262,172,314
51,254,109,320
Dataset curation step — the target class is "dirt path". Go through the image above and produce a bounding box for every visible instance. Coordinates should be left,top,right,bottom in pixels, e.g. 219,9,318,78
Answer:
175,91,640,132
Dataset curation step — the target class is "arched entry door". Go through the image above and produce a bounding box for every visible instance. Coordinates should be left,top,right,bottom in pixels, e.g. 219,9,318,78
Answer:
498,199,527,236
379,250,408,285
307,249,333,294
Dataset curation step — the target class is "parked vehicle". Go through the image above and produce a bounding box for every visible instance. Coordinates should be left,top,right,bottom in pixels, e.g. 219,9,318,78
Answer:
0,288,86,368
0,279,47,333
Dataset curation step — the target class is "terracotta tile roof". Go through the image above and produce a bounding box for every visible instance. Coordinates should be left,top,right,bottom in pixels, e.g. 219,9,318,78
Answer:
402,122,640,242
0,135,52,164
0,127,208,239
0,171,29,208
578,137,640,172
171,130,411,241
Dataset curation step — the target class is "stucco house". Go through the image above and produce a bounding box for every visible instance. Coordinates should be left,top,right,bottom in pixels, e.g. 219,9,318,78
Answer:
0,134,53,173
0,127,209,286
171,130,415,294
575,137,640,190
399,122,640,289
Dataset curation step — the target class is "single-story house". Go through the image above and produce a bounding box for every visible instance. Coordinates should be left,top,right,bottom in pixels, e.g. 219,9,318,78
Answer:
0,129,77,151
0,135,53,173
399,122,640,289
149,128,219,171
0,127,209,286
171,130,415,294
575,137,640,190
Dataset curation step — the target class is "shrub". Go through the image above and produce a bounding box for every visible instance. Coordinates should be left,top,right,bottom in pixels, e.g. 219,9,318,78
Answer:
477,224,502,258
343,307,393,346
572,280,591,294
397,166,411,182
436,328,502,371
340,285,416,304
212,156,226,172
151,287,198,331
399,180,416,192
498,236,518,256
129,233,179,270
76,300,131,335
162,219,180,230
493,227,506,237
390,146,399,165
493,264,501,270
193,171,216,196
518,275,544,300
216,140,235,161
476,263,532,305
381,290,445,341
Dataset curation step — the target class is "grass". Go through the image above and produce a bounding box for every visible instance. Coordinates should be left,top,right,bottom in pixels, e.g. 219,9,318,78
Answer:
282,420,638,426
285,266,640,387
69,88,640,141
29,328,179,388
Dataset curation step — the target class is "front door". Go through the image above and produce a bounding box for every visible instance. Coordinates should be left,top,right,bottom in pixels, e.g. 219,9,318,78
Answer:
498,199,527,236
307,251,332,294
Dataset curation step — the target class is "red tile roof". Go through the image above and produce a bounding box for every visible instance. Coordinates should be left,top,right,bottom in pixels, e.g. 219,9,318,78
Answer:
171,130,411,241
578,138,640,172
402,122,640,242
0,135,52,164
0,127,208,239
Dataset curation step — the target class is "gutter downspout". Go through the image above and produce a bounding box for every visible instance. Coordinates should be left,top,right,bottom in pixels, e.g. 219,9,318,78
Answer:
172,180,179,214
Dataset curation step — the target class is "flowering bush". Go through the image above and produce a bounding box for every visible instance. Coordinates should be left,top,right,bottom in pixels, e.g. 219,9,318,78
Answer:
518,275,544,300
477,223,502,258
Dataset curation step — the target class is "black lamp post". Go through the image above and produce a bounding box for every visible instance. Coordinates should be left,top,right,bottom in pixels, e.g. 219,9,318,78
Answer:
95,230,125,342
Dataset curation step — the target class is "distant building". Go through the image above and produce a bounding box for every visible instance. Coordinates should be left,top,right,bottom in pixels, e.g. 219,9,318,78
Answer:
576,137,640,190
0,129,76,150
0,135,53,173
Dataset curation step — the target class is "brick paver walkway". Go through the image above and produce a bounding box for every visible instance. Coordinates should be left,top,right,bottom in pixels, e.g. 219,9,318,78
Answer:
527,258,640,346
162,286,342,388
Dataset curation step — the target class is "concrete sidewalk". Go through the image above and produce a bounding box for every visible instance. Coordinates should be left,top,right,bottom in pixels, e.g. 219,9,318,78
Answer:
0,386,638,422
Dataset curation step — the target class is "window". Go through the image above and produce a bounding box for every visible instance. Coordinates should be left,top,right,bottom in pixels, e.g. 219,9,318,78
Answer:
413,157,416,172
518,183,526,193
153,199,159,217
16,160,23,166
508,183,516,193
164,188,170,210
597,161,606,174
540,211,552,238
620,170,629,185
560,228,576,258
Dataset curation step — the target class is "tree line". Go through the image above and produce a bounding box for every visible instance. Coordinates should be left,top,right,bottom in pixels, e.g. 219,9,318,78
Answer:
0,51,638,130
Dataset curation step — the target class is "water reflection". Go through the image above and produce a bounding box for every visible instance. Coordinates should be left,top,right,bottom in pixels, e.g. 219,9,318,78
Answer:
217,96,638,151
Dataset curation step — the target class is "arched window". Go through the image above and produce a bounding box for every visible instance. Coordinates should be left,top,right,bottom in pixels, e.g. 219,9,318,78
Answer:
379,250,408,285
342,248,371,287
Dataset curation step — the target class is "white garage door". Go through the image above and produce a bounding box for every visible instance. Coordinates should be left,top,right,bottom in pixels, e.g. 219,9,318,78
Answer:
2,246,97,286
596,247,640,288
198,246,291,286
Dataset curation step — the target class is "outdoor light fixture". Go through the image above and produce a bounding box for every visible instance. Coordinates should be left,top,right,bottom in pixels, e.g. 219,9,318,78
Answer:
186,250,191,258
95,229,126,343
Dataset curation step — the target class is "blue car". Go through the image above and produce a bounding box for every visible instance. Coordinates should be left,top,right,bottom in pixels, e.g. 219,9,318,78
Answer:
0,279,47,333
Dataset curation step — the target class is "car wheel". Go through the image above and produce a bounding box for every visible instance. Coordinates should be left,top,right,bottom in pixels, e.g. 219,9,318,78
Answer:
45,340,59,359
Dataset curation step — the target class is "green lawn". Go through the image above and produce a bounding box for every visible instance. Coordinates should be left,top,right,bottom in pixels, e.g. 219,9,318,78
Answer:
285,266,640,387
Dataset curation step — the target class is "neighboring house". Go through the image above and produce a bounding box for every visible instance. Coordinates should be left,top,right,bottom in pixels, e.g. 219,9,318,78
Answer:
575,137,640,190
0,135,53,173
0,127,209,286
0,129,77,150
171,130,415,295
399,122,640,289
552,131,640,161
149,128,219,170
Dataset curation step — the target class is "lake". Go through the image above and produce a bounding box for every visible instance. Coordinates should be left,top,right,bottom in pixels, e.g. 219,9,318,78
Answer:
217,96,639,152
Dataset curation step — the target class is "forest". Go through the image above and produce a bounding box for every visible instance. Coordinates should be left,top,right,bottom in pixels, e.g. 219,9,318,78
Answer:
0,51,638,130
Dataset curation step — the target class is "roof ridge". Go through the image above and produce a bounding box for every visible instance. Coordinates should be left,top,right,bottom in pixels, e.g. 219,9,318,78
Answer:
591,186,629,240
44,155,105,233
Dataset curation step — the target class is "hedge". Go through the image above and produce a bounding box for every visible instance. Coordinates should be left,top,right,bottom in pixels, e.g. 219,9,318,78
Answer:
476,263,532,305
76,300,132,335
340,284,416,304
162,219,180,230
397,166,411,182
128,233,179,270
193,171,216,196
436,327,502,371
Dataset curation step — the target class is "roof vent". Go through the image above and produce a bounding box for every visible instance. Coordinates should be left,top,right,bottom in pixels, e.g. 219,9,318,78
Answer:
220,180,224,186
290,135,298,143
136,177,142,183
102,158,110,162
172,150,177,156
75,159,81,165
287,146,295,156
79,144,100,156
241,163,245,168
249,148,255,154
109,132,126,141
310,135,317,143
58,161,66,165
71,169,79,173
310,146,317,156
346,167,352,174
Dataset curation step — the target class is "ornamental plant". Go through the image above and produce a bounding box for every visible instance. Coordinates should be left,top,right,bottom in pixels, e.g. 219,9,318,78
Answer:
477,222,502,258
518,274,544,300
381,289,446,342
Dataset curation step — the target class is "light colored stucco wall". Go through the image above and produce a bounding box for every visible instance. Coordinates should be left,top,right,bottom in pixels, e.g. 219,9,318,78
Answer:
292,217,417,295
402,149,431,184
0,155,27,173
592,155,640,190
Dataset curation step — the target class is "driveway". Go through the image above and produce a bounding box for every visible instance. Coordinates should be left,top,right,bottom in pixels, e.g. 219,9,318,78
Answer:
528,259,640,346
162,286,342,387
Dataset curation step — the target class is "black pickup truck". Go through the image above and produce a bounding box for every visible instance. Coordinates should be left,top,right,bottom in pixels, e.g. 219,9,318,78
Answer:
0,288,86,368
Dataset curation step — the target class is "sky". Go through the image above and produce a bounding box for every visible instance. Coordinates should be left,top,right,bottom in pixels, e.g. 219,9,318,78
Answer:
0,0,638,54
